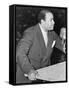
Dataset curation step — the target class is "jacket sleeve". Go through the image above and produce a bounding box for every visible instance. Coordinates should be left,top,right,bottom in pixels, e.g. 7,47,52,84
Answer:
16,30,34,74
53,32,64,52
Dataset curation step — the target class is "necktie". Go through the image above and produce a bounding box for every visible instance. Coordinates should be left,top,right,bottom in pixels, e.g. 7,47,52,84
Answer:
45,32,48,47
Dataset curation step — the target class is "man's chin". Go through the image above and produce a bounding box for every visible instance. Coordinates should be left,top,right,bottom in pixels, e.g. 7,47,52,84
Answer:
49,29,54,31
47,27,54,31
50,27,54,30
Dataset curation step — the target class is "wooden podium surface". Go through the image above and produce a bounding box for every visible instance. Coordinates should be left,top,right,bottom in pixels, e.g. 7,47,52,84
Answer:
36,61,66,81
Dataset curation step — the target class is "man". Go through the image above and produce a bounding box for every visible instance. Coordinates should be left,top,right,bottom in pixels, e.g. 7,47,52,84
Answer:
16,9,66,83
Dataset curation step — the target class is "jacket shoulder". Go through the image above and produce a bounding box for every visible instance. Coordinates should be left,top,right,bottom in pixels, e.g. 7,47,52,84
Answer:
51,31,58,40
21,25,37,42
24,25,36,34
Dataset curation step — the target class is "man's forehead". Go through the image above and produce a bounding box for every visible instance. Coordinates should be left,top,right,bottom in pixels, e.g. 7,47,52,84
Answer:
45,12,54,19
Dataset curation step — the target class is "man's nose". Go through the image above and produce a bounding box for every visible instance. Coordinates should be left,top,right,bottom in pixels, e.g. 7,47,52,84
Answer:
53,20,55,25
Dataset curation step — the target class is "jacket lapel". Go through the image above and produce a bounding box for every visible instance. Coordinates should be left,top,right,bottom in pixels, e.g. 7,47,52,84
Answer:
35,24,47,56
47,31,53,48
46,31,54,57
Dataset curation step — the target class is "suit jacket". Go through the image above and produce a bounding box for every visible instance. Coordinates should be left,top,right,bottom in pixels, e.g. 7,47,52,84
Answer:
16,24,63,84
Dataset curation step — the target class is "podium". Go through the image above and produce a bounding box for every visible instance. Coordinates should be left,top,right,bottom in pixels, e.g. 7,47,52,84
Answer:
36,61,66,81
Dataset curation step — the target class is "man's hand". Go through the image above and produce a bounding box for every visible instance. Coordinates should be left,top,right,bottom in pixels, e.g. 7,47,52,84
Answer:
27,69,38,81
60,27,66,53
63,43,66,53
60,27,66,40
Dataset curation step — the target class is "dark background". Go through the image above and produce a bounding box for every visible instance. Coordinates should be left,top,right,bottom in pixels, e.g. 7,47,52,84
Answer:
16,6,67,44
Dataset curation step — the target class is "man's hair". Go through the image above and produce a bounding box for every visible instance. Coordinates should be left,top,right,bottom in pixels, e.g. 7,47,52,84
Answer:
38,9,52,23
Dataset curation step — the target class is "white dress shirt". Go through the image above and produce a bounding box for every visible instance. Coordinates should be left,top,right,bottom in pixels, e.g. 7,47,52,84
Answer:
39,24,48,48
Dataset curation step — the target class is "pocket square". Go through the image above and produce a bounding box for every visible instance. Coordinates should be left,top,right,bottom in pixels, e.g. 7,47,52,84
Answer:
52,40,56,48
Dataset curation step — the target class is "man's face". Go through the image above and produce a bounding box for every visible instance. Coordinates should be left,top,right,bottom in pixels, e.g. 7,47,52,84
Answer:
43,12,55,31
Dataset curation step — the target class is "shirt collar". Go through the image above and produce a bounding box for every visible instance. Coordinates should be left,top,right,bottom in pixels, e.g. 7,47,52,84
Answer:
39,23,47,34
